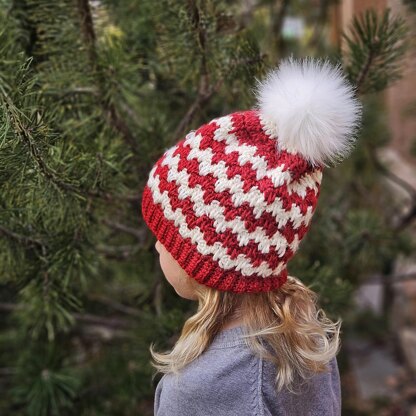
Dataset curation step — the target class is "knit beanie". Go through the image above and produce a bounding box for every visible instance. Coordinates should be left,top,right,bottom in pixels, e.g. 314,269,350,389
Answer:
141,56,362,293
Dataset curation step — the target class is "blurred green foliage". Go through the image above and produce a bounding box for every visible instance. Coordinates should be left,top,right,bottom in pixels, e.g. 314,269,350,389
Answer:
0,0,413,415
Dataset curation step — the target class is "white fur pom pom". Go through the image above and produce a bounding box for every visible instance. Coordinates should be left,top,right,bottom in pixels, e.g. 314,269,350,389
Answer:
254,56,362,167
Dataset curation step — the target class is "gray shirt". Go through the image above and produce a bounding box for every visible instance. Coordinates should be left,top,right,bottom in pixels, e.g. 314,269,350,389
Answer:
154,325,341,416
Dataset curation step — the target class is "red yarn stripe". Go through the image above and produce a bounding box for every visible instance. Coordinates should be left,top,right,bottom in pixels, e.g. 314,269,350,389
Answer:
154,146,315,271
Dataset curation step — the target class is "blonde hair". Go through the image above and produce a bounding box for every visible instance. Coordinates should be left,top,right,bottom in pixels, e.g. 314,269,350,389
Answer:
149,275,342,394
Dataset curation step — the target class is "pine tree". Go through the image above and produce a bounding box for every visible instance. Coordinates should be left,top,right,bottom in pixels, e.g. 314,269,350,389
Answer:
0,1,413,415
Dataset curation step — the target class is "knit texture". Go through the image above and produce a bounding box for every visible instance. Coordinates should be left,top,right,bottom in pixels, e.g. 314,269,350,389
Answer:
141,109,323,293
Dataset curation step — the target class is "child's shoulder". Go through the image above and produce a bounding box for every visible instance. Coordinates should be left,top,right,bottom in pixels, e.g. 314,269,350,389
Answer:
165,338,257,390
155,331,261,414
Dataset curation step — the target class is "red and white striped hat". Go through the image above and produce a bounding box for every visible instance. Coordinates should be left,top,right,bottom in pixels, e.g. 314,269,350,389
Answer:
141,57,362,293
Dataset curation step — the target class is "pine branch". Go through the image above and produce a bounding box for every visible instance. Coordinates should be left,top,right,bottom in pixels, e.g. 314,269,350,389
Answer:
86,189,141,202
171,78,223,142
101,218,147,242
76,0,140,157
366,146,416,231
43,86,99,99
355,43,376,94
270,0,290,58
187,0,208,78
170,0,212,141
395,202,416,232
0,302,132,329
402,0,416,13
76,0,96,62
169,43,261,143
307,0,331,50
373,155,416,200
342,8,409,94
87,294,142,317
73,312,132,329
2,94,82,195
0,224,44,248
97,244,141,260
2,81,138,204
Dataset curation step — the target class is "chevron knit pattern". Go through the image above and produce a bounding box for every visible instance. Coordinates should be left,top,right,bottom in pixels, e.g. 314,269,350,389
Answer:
141,109,323,293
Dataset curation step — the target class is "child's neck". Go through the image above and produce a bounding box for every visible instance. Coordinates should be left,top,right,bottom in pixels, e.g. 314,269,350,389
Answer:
221,320,244,330
221,310,245,330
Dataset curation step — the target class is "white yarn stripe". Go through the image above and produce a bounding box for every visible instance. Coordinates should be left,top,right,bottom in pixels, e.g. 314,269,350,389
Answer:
162,146,313,255
257,112,279,140
209,115,322,195
147,168,286,278
164,147,288,255
205,115,293,188
172,128,318,228
190,115,321,197
155,119,320,257
287,169,322,196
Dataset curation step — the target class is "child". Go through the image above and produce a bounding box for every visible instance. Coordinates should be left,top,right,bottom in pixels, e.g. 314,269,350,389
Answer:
141,56,362,415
